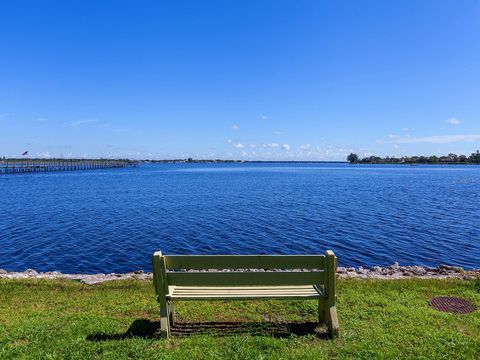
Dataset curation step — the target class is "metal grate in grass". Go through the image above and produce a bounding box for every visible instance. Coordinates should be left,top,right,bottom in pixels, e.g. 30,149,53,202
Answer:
429,297,475,314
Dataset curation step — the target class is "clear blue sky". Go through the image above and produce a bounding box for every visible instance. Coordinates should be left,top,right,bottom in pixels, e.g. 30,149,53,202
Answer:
1,1,479,160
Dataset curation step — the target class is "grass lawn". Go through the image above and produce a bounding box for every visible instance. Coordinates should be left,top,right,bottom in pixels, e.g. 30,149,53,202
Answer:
0,278,479,359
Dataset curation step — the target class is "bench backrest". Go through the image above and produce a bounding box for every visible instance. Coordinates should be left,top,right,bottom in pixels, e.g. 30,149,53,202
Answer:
152,250,337,303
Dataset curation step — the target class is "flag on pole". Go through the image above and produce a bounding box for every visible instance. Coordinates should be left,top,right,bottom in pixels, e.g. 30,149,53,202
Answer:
22,151,28,156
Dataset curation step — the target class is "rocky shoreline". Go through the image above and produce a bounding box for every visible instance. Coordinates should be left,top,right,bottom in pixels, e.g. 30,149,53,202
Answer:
1,263,478,285
337,263,479,280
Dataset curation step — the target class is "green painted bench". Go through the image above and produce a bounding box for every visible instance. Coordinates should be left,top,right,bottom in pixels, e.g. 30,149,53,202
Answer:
152,250,339,338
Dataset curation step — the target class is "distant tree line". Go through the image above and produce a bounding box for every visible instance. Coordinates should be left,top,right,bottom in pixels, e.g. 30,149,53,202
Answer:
347,150,480,164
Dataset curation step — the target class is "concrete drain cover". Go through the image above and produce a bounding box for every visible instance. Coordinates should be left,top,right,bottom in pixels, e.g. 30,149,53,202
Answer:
429,297,475,314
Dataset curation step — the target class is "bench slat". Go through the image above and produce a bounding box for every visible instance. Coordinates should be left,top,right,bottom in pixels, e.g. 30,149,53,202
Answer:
167,271,324,286
172,290,317,294
170,285,316,290
169,294,322,300
164,255,325,270
168,285,323,300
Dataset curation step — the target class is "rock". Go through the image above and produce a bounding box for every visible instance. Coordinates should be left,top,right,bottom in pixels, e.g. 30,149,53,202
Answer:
346,267,356,272
0,269,7,274
337,267,347,274
25,269,38,275
45,271,61,276
438,264,463,273
81,278,104,285
409,266,427,275
357,266,369,275
371,266,383,274
390,262,400,271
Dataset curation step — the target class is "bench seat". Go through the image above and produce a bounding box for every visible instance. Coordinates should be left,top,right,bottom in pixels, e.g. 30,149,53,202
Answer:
168,285,324,300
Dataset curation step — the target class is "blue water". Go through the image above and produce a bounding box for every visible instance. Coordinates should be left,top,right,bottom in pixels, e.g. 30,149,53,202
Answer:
0,163,479,273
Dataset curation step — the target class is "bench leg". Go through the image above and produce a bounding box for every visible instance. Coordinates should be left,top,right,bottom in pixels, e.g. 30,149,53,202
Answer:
159,297,170,338
318,299,339,338
169,301,176,325
318,299,326,323
326,306,339,338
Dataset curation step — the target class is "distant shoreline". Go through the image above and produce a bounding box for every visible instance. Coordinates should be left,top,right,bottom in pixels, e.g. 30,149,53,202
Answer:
347,151,480,165
142,160,348,164
3,158,480,165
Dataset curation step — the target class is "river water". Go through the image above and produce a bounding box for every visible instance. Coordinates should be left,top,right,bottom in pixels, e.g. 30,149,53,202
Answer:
0,163,478,273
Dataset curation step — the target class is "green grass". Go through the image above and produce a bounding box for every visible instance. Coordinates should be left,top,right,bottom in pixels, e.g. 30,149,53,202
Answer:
0,278,479,359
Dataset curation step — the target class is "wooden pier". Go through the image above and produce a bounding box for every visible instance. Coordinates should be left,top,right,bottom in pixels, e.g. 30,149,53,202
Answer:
0,159,139,175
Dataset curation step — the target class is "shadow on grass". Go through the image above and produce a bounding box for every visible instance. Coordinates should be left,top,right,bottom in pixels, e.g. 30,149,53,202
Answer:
87,319,328,340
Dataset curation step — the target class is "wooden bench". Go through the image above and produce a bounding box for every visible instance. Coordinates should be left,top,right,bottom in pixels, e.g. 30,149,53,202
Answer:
152,250,339,338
